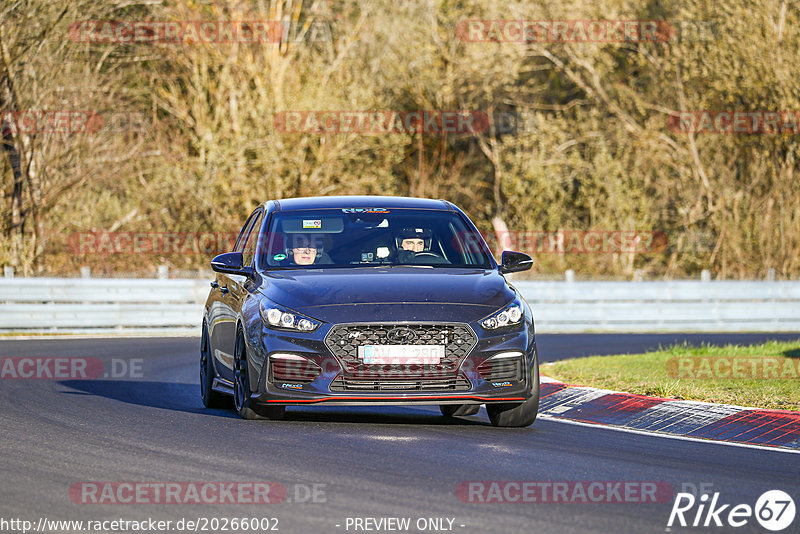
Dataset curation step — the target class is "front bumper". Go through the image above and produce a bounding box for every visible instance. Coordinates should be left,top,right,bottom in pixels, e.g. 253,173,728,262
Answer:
248,319,537,407
255,394,530,407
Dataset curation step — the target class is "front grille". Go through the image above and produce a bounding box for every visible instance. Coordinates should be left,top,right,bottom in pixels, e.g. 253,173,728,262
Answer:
324,323,477,381
330,375,472,392
477,357,523,382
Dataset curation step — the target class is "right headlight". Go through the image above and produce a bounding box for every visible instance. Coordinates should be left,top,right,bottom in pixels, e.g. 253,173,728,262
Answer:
480,298,524,330
259,300,321,332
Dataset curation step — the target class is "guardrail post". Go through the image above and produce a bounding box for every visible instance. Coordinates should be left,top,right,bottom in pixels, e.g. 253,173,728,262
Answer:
564,269,575,283
633,269,643,282
80,266,91,279
701,269,711,282
3,266,13,278
767,268,776,281
158,265,169,279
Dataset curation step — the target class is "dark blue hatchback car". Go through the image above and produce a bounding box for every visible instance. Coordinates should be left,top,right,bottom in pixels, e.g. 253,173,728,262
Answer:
201,196,539,427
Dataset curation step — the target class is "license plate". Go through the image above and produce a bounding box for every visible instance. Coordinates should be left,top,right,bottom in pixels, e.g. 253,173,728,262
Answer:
358,345,444,365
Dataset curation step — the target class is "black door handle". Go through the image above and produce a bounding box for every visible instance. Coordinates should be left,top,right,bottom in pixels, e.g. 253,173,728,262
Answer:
219,285,229,294
210,281,220,289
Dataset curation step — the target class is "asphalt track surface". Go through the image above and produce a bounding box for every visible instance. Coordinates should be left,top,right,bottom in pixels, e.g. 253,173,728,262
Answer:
1,334,799,534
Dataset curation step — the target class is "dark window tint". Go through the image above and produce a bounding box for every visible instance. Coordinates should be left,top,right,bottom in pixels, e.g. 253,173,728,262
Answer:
258,208,492,270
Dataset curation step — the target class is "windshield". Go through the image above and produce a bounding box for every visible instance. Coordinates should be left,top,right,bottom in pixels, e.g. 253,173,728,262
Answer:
257,208,493,270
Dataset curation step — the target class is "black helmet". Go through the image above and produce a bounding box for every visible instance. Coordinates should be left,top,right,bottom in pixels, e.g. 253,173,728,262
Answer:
396,227,432,251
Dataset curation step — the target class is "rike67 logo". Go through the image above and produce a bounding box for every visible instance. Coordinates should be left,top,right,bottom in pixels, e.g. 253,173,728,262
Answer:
668,490,795,531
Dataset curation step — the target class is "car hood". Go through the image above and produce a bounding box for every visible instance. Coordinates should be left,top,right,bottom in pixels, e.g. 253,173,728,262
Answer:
257,267,514,323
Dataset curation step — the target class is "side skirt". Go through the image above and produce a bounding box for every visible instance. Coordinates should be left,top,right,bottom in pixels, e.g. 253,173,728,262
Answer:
212,377,235,396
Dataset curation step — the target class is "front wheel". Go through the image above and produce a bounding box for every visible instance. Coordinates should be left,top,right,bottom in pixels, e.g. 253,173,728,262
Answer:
233,330,285,420
486,361,540,427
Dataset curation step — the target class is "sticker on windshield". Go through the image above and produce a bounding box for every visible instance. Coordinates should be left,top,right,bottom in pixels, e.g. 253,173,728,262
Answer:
273,253,287,261
341,208,390,214
302,219,322,229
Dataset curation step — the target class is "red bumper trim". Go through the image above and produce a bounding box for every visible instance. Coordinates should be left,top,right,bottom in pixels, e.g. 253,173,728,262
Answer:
266,395,526,404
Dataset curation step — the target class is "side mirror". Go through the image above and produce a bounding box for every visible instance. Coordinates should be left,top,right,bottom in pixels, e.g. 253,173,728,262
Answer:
499,250,533,274
211,251,252,276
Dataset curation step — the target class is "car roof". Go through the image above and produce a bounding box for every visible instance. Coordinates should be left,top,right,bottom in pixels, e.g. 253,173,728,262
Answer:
267,195,453,212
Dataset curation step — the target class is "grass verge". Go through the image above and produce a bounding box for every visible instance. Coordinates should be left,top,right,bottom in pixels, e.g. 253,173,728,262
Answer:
544,340,800,411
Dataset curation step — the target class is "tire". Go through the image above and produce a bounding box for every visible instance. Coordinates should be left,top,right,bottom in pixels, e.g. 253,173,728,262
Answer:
233,329,285,420
440,404,480,417
486,358,540,428
200,323,229,409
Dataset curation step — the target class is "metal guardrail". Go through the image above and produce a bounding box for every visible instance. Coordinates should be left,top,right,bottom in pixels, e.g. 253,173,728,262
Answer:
1,278,799,333
0,278,207,331
513,280,800,332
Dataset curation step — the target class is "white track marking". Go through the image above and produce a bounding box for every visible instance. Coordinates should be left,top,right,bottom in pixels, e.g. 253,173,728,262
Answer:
538,415,800,455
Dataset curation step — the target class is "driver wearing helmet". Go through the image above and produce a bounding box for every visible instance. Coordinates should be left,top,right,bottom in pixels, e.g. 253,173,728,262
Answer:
395,227,446,264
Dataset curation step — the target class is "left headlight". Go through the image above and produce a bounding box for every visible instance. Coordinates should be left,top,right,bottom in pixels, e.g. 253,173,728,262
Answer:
259,300,321,332
480,296,524,330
